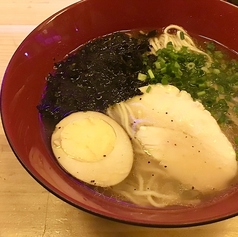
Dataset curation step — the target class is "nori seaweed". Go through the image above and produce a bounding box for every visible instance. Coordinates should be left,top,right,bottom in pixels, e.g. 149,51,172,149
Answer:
37,32,150,124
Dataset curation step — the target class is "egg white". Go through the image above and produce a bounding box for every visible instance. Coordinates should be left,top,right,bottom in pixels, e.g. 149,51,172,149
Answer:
51,111,134,187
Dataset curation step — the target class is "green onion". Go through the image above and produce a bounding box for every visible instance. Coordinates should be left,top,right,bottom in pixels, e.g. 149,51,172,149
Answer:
235,137,238,145
217,85,224,93
166,41,173,48
217,113,229,124
186,62,195,70
142,40,238,127
197,91,206,97
180,31,185,40
201,66,210,74
137,72,147,81
214,51,223,59
146,85,152,93
161,77,169,85
148,69,155,79
154,61,161,69
206,42,216,51
213,69,220,74
198,83,207,89
161,67,167,74
174,62,180,69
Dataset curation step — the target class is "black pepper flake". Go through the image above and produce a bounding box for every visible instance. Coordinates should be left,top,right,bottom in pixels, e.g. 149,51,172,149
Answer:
58,126,61,129
164,165,167,168
57,157,60,159
148,161,151,164
139,98,142,100
171,119,174,122
152,174,154,176
192,186,195,190
165,112,168,114
103,154,107,157
174,143,177,146
90,180,95,183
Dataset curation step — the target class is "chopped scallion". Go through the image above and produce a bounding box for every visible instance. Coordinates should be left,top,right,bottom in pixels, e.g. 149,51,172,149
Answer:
180,31,185,40
199,83,207,89
148,69,155,79
154,61,161,69
186,62,195,70
161,78,169,85
137,72,147,81
213,69,220,74
142,40,238,127
197,91,206,97
146,85,152,93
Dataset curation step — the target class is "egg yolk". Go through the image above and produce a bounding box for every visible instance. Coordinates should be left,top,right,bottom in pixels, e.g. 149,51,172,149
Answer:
54,117,116,162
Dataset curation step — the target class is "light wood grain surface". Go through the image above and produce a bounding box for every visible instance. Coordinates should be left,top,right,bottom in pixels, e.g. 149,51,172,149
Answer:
1,1,238,236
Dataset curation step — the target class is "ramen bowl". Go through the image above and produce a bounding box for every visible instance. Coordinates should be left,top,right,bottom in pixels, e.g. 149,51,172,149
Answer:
1,0,238,227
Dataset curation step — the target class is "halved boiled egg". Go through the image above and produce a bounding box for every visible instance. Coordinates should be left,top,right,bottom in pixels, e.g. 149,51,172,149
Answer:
51,111,133,187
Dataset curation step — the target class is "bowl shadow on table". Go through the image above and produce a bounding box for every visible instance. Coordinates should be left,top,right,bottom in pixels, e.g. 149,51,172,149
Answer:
79,210,234,237
42,193,235,237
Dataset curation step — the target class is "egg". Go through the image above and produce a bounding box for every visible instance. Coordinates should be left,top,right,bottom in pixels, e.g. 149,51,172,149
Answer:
51,111,134,187
107,84,237,193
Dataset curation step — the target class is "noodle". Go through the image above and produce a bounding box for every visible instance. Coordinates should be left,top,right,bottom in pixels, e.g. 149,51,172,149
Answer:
133,190,176,200
149,24,212,65
137,173,145,191
147,196,167,208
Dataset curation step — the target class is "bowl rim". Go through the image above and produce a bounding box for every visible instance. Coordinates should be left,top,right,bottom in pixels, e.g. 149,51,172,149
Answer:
1,0,238,228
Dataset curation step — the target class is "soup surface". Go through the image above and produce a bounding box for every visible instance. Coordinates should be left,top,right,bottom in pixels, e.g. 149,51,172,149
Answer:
38,25,238,207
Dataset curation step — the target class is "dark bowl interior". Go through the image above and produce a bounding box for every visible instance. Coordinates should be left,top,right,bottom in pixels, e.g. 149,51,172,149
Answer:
1,0,238,227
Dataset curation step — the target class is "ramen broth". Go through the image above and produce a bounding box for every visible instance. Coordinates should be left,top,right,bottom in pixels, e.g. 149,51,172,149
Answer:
38,27,238,207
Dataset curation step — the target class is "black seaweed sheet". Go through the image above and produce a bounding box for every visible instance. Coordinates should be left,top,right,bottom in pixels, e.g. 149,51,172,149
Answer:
37,32,151,124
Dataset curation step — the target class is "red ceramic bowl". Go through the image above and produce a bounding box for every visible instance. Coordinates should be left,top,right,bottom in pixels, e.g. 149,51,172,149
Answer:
1,0,238,227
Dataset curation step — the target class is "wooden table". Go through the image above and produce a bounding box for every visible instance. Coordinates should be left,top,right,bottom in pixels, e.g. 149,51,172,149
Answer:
1,1,238,236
